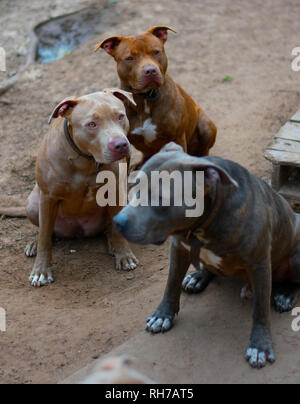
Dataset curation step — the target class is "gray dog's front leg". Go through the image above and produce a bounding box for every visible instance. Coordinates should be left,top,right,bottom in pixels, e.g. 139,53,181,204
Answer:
245,256,275,368
146,237,191,334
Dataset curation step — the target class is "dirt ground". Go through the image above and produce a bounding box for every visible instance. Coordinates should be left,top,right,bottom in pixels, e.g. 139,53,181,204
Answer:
0,0,300,384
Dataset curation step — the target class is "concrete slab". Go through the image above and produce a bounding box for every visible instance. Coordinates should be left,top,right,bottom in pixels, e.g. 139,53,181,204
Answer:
62,278,300,384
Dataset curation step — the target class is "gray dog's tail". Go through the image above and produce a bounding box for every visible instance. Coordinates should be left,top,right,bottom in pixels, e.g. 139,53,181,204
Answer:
0,207,27,218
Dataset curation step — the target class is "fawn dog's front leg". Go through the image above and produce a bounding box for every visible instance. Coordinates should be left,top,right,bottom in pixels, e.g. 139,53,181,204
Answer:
29,192,59,287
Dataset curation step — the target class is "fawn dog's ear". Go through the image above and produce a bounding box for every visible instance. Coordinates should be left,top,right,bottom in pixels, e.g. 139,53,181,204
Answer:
48,97,79,124
104,88,137,109
94,36,124,56
147,26,177,43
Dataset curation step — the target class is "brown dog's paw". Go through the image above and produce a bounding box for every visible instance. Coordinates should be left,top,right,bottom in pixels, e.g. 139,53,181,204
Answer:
115,252,139,271
25,241,37,258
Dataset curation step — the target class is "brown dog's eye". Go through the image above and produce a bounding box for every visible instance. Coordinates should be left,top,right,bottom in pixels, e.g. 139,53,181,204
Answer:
126,56,134,61
154,50,160,56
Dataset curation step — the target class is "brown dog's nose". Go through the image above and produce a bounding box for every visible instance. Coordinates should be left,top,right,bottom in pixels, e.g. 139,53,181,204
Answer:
108,137,130,155
143,65,158,77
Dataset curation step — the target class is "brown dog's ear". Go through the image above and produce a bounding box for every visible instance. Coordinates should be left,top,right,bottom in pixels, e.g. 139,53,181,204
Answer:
48,98,79,124
147,26,177,43
183,157,239,188
104,88,137,109
94,36,123,55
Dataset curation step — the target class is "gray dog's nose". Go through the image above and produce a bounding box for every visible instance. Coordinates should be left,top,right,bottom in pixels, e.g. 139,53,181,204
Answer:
114,213,129,234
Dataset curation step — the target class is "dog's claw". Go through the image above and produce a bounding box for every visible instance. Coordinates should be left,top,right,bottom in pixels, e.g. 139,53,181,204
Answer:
25,241,37,258
245,347,275,368
182,271,212,294
273,293,296,313
116,253,139,272
146,315,173,334
29,271,54,287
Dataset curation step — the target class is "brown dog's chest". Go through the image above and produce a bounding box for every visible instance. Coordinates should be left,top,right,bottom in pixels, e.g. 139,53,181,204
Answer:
127,103,183,156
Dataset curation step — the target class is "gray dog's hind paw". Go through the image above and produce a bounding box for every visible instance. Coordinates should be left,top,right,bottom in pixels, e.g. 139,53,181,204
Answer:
245,347,276,369
182,271,211,294
273,293,296,313
146,315,174,334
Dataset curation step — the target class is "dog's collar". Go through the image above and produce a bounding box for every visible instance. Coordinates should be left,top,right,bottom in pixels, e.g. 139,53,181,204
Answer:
185,183,223,242
137,88,160,103
64,119,103,174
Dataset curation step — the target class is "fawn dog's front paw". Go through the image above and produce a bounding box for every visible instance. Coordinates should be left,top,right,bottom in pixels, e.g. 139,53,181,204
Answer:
29,267,54,287
115,251,139,271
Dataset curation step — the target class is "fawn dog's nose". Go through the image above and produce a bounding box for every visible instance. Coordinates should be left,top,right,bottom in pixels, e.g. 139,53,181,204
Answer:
108,137,130,154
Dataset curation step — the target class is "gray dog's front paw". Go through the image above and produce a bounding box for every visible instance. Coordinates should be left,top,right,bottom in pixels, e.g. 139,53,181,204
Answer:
146,311,174,334
146,300,178,334
246,324,275,368
245,347,276,369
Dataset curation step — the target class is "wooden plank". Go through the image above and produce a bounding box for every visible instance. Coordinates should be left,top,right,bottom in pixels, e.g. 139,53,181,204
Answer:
274,122,300,142
267,138,300,154
264,149,300,166
290,109,300,123
279,184,300,201
271,164,281,190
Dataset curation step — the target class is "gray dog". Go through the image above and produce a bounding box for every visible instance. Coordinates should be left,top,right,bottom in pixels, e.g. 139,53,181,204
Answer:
114,143,300,368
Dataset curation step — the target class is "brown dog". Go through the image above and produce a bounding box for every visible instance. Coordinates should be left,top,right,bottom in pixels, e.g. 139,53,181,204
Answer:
95,26,217,164
23,90,139,287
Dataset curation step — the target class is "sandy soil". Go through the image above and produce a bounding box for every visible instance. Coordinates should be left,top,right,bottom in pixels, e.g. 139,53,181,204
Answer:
0,0,300,384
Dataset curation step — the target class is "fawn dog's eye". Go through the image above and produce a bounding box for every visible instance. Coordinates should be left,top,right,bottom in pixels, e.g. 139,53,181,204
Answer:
119,114,125,121
88,122,97,128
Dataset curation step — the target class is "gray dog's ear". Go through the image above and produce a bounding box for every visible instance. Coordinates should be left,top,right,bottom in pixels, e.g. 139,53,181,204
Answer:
104,88,137,109
48,97,79,124
182,157,239,188
160,142,184,153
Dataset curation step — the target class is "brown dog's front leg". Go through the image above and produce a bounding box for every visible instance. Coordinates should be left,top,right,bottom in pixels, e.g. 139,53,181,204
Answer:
245,256,275,368
29,192,59,287
146,236,191,333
